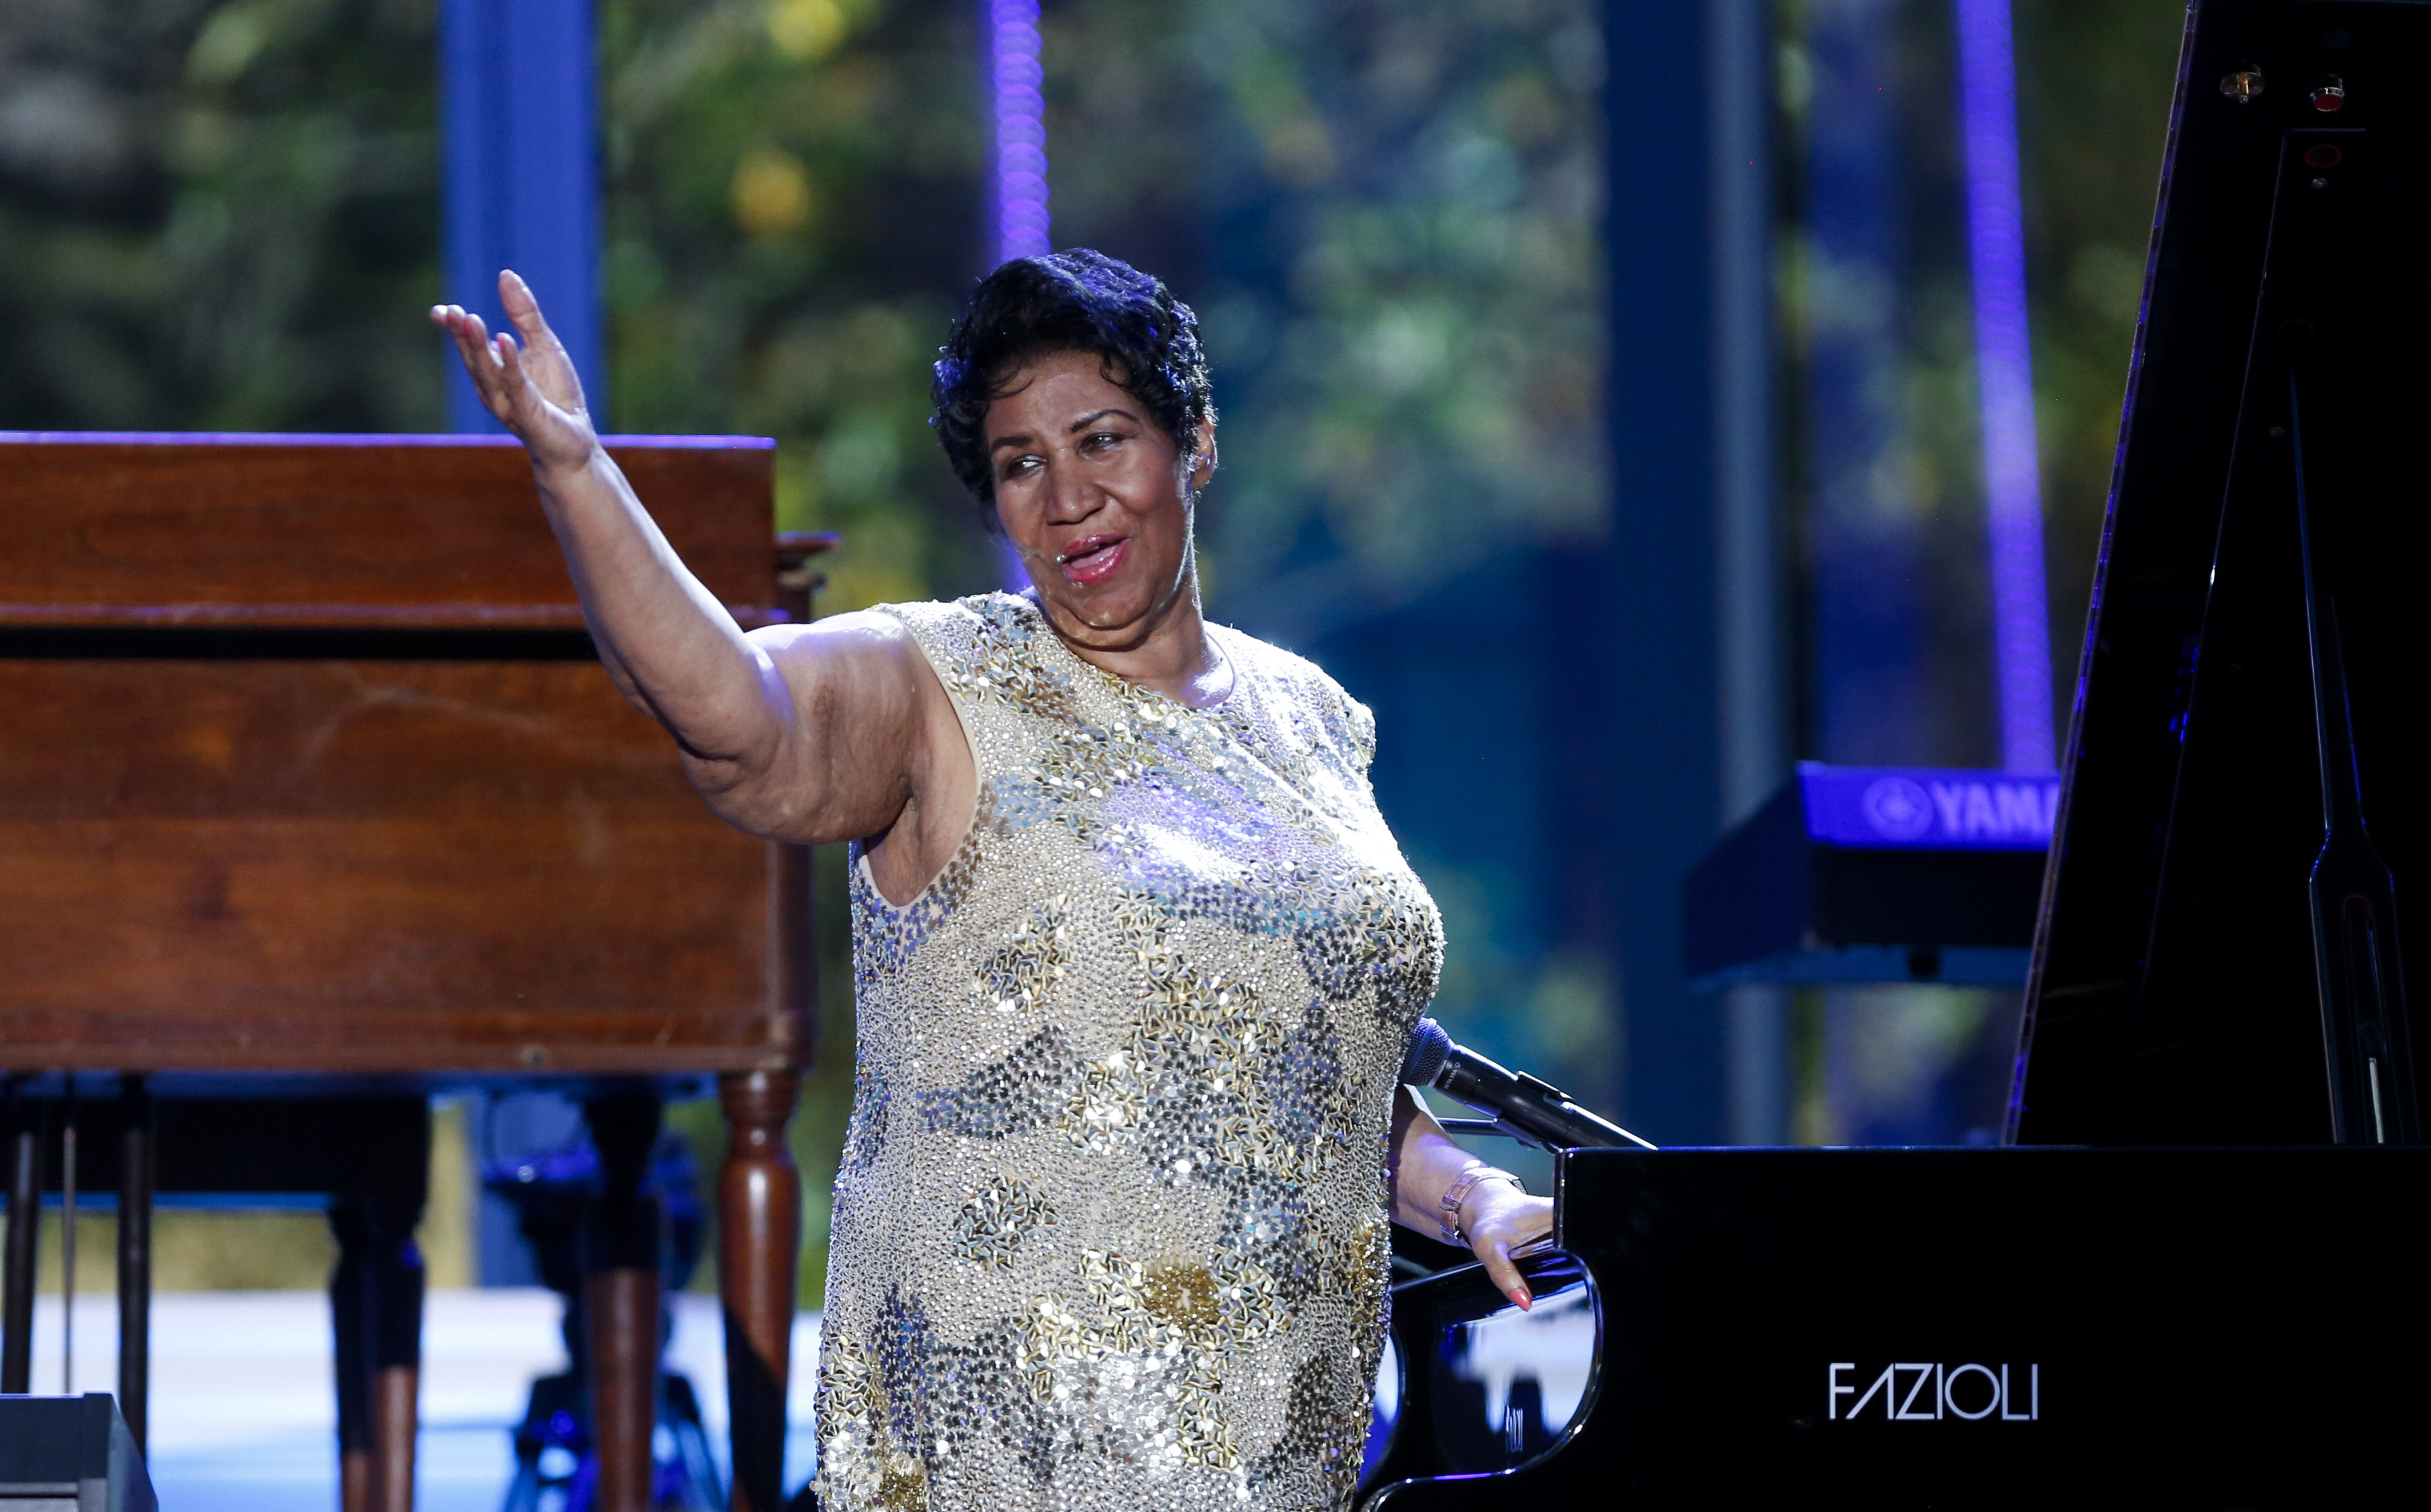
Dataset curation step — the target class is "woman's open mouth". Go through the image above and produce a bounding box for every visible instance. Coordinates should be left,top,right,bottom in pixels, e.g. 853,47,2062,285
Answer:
1056,534,1128,585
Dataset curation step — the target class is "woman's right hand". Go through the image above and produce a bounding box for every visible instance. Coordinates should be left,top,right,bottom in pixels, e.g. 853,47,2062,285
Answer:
422,268,959,862
430,270,598,474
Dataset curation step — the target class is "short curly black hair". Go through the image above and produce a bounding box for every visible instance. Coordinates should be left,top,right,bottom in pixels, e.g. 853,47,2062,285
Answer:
931,248,1213,527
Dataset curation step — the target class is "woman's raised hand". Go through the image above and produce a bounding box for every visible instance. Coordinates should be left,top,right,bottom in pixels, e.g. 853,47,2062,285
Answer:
429,270,598,473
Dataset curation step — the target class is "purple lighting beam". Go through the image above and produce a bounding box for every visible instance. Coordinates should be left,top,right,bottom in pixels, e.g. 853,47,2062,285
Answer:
991,0,1049,266
1957,0,2057,773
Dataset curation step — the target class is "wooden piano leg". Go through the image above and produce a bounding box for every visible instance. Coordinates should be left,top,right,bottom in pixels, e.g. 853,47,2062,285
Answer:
582,1092,663,1512
1,1081,39,1395
330,1210,369,1512
372,1256,422,1512
329,1185,426,1512
718,1070,801,1512
115,1076,154,1450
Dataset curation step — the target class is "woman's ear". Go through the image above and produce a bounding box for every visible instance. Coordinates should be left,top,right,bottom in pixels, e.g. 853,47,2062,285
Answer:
1188,418,1218,490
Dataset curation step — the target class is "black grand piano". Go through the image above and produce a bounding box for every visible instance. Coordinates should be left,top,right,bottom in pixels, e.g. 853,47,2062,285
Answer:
1360,3,2431,1505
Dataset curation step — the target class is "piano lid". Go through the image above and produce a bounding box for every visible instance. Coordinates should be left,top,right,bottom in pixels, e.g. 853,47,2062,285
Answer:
2014,0,2431,1145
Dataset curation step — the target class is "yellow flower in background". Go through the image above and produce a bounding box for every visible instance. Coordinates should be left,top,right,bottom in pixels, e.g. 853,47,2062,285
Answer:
731,148,813,238
766,0,849,62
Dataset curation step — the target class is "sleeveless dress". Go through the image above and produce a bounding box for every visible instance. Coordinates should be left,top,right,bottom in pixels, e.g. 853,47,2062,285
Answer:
813,592,1444,1512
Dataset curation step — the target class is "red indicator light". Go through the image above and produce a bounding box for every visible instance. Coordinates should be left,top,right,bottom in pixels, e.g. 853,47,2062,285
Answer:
2313,77,2347,112
2305,143,2344,170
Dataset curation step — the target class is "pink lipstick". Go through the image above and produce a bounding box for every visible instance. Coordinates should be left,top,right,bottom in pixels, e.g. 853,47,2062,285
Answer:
1056,533,1128,585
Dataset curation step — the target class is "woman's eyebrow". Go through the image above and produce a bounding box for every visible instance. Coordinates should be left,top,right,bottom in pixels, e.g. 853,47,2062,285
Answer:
991,407,1140,454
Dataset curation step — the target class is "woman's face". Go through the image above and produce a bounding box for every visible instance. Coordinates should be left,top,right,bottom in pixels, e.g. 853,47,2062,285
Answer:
984,349,1214,649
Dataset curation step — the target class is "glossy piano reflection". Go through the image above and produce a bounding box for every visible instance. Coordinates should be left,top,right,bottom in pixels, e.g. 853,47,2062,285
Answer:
1360,1252,1596,1491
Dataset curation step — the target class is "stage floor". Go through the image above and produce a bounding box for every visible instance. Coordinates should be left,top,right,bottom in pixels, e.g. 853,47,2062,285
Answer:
21,1289,823,1510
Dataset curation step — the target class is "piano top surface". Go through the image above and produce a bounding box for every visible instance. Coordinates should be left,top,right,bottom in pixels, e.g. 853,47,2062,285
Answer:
0,432,776,627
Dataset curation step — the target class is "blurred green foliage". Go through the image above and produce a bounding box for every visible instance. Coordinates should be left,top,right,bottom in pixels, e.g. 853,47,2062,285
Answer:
0,0,442,430
1776,0,2006,764
1042,0,1610,641
1773,0,2186,759
599,0,1002,619
1188,0,1611,637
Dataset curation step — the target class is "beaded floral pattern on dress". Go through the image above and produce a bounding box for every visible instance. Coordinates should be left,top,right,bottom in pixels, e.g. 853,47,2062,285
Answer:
820,593,1442,1512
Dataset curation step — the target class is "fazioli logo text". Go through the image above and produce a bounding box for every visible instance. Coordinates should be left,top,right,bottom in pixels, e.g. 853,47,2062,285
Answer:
1828,1362,2038,1422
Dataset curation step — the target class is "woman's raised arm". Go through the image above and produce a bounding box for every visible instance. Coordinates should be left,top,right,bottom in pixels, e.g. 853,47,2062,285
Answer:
431,271,941,847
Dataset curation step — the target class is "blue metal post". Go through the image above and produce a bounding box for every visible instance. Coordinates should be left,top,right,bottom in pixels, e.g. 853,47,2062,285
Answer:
1596,0,1727,1143
1710,0,1791,1146
440,0,605,433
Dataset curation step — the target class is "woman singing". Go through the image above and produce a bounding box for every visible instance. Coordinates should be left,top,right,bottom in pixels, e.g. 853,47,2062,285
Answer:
434,248,1552,1512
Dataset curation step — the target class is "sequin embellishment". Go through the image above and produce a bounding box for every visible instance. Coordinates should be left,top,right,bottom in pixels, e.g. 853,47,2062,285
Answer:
953,1175,1055,1269
975,897,1075,1014
821,593,1442,1512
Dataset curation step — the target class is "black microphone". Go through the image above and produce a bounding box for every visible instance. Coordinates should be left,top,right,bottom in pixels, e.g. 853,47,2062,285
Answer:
1399,1017,1657,1151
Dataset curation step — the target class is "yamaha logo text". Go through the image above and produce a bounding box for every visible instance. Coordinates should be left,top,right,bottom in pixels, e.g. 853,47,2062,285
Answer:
1827,1362,2039,1421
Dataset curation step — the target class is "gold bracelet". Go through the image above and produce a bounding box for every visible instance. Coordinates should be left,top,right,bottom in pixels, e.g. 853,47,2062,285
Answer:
1438,1163,1525,1245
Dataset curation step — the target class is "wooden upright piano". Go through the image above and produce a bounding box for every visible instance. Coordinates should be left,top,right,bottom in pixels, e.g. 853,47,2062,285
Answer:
0,431,826,1512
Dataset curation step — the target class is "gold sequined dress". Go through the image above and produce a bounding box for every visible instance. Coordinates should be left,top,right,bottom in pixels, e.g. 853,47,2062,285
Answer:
813,591,1443,1512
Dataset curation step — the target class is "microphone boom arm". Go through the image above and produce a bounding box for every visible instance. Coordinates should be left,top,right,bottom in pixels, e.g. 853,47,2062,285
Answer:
1401,1017,1658,1152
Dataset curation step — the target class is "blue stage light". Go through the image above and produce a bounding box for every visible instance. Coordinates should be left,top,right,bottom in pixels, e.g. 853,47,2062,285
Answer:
990,0,1051,267
1955,0,2058,773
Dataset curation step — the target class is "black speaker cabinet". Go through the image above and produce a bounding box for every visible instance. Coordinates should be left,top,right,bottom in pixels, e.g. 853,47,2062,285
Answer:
0,1394,155,1512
